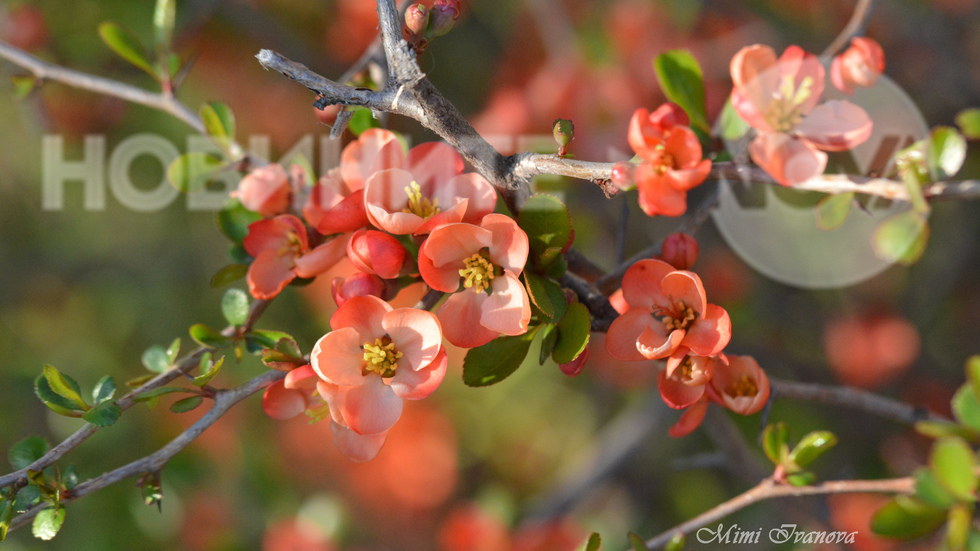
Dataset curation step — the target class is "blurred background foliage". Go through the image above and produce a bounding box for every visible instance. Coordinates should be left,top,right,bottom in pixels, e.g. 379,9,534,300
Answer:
1,0,980,549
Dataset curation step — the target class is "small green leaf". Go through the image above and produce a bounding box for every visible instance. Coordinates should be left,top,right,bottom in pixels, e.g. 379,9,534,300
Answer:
82,401,121,427
762,423,791,467
221,288,250,326
167,152,226,193
815,192,854,231
98,22,155,76
42,365,88,410
13,485,40,514
35,375,86,416
953,385,980,432
141,345,171,373
218,199,262,245
665,532,685,551
916,420,977,440
91,375,116,405
193,356,224,387
628,532,648,551
552,302,590,364
871,496,946,540
718,97,749,141
245,330,295,353
785,471,817,486
463,328,540,387
524,273,567,323
190,323,230,348
9,436,50,470
133,387,190,408
152,0,176,55
166,338,181,364
966,356,980,401
930,437,978,502
915,468,956,510
872,210,930,266
927,126,967,182
170,395,203,413
211,264,249,287
347,107,379,136
10,75,37,99
0,497,11,541
653,49,709,133
62,465,79,491
200,102,236,151
788,431,838,469
947,503,972,551
518,194,573,268
955,108,980,140
32,506,66,541
584,532,601,551
538,324,558,365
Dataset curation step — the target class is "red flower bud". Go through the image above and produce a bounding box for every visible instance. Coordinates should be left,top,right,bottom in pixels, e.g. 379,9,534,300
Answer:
610,162,635,190
559,346,590,377
405,4,429,37
831,37,885,95
659,233,699,270
553,118,575,157
331,273,387,308
347,229,407,279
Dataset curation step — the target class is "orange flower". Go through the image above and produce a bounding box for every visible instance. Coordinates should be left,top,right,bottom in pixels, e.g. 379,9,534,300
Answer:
243,215,347,299
831,37,886,95
707,354,770,415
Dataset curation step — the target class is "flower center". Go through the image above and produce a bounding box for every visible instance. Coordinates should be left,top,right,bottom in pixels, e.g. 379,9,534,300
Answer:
766,74,814,132
459,252,496,293
656,152,676,175
402,181,441,219
362,336,403,378
660,303,697,332
725,375,759,398
670,357,695,382
279,231,305,259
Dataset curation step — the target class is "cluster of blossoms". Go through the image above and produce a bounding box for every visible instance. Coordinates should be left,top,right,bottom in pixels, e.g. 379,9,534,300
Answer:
606,233,769,436
235,128,532,460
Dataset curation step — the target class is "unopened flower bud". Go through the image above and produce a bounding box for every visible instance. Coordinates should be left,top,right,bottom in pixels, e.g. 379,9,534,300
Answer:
553,118,575,157
831,37,885,95
610,161,635,190
347,229,407,280
405,4,429,37
428,0,460,38
331,273,387,308
560,346,590,377
659,232,699,270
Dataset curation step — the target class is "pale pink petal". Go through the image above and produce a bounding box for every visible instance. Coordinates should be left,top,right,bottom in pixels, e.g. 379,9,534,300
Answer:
366,202,423,235
660,270,708,315
658,371,706,409
303,175,344,229
316,380,345,425
331,420,387,462
481,270,531,336
621,259,674,311
778,45,825,116
482,214,530,274
684,303,732,356
294,234,349,279
406,141,465,189
234,164,291,217
437,291,500,348
284,364,318,390
412,200,468,235
795,100,873,152
310,327,368,386
425,223,493,267
440,173,498,225
247,249,296,300
729,45,779,131
383,308,443,371
340,128,402,190
390,346,448,400
364,168,423,233
417,245,463,293
262,380,308,420
329,294,391,338
830,55,855,96
368,138,408,175
638,325,684,359
605,307,659,361
668,397,708,437
749,132,827,186
336,375,403,435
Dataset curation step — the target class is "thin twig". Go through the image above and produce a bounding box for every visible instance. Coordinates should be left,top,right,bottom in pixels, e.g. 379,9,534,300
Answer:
770,378,945,425
821,0,877,58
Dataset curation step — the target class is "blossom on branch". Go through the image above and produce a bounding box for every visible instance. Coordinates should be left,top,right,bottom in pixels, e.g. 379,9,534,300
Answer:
707,354,770,415
233,163,293,218
243,215,348,299
831,37,886,95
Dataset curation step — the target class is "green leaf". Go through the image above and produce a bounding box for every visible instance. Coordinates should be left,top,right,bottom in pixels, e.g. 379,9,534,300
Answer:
126,374,155,388
916,420,977,440
152,0,176,55
785,471,817,486
9,436,50,470
0,497,11,541
133,387,191,408
665,532,685,551
141,345,171,373
653,49,709,133
98,22,155,76
91,375,116,405
463,328,540,387
872,210,930,266
538,324,558,365
82,401,121,427
42,365,88,410
815,192,854,231
32,506,66,541
915,468,956,510
953,385,980,432
717,96,749,141
35,374,86,416
788,431,838,469
930,437,978,502
200,102,236,152
245,330,295,353
347,107,379,136
190,323,230,348
871,496,946,540
524,273,567,323
761,423,791,467
955,108,980,140
211,263,249,287
221,288,250,326
170,395,203,413
62,465,79,490
10,75,37,99
13,485,40,514
218,199,262,245
628,532,648,551
584,532,601,551
167,152,226,193
947,503,972,551
966,356,980,400
552,302,590,364
193,356,224,387
166,338,181,364
927,126,967,182
518,194,573,268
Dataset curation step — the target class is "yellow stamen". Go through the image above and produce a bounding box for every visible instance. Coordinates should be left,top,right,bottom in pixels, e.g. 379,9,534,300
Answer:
362,337,403,378
661,304,697,331
725,375,759,398
402,181,441,219
458,253,496,293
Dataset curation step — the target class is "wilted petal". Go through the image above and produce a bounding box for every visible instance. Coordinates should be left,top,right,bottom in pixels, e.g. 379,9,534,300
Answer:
795,100,873,152
390,347,448,400
384,308,443,371
331,421,387,462
336,375,403,435
247,249,296,300
310,327,368,386
481,270,531,336
437,291,500,348
749,132,828,186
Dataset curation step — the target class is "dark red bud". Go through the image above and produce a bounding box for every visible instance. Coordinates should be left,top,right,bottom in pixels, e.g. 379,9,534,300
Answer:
659,233,699,270
560,347,590,377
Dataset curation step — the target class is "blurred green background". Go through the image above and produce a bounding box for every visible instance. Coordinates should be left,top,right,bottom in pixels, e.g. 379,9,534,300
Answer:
2,0,980,549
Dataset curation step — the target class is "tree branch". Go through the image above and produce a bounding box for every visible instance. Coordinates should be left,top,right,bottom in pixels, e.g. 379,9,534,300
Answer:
770,378,945,425
821,0,877,58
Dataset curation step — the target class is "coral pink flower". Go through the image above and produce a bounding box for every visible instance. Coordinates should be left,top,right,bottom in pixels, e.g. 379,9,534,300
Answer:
262,379,309,420
233,163,292,217
668,396,709,438
605,259,731,361
331,273,387,308
730,44,873,186
659,347,716,409
303,168,369,236
627,104,711,217
346,229,407,279
831,37,886,95
418,214,531,348
310,295,448,437
339,128,407,190
243,215,348,299
707,354,770,415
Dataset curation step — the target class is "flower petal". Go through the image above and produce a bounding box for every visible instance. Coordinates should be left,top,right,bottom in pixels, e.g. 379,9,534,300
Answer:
413,199,468,235
483,214,530,274
364,168,423,234
665,160,712,193
668,397,709,437
749,132,828,186
795,100,874,152
628,108,664,160
310,327,368,386
336,375,404,435
638,325,684,359
331,420,387,462
284,364,318,390
329,295,391,338
440,173,498,225
390,346,448,400
437,291,500,348
621,259,674,311
663,126,704,169
658,370,706,409
383,308,443,371
247,249,296,300
315,189,369,235
636,163,689,217
340,128,402,190
262,380,308,420
419,223,494,292
294,234,349,279
605,307,658,361
243,215,304,257
684,303,732,357
729,45,780,131
406,141,465,190
660,270,708,315
481,270,532,336
777,45,825,116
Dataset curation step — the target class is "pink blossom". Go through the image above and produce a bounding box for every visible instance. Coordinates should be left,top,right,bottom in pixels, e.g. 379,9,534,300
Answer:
707,354,770,415
233,164,292,217
331,273,387,308
243,215,347,299
831,37,886,95
658,347,716,409
346,229,407,279
303,168,369,236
